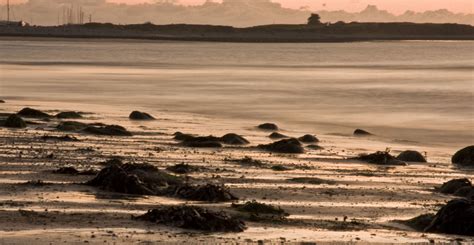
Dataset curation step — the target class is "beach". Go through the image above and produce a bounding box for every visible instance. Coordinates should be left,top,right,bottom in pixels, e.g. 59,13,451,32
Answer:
0,37,473,243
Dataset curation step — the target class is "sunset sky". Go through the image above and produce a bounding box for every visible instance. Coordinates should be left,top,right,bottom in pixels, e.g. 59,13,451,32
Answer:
111,0,473,14
7,0,474,14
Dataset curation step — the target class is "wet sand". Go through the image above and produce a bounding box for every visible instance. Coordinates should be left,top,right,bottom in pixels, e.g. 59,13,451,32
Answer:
0,99,472,244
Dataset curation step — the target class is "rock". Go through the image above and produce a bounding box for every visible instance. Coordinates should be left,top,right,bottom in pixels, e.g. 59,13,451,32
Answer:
258,123,278,131
129,111,155,120
56,111,82,119
220,133,249,145
289,177,336,185
401,214,436,231
258,138,304,154
173,132,195,141
134,206,246,232
0,100,5,103
307,144,324,150
181,136,222,148
396,150,427,162
41,135,79,142
298,134,319,143
453,186,474,199
53,167,80,175
356,151,406,165
425,198,474,236
231,200,288,217
268,132,288,139
166,184,238,202
438,178,472,194
3,114,26,128
354,129,372,136
452,145,474,166
86,162,182,195
83,125,132,136
166,163,200,174
17,107,51,118
57,121,89,131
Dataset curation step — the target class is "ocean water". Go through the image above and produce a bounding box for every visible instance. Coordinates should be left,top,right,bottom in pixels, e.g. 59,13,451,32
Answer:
0,38,473,146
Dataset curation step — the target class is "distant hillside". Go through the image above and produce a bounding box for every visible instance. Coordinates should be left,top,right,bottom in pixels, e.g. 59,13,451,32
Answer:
1,21,473,42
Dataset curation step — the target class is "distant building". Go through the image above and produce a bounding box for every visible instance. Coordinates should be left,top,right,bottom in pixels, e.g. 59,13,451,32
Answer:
0,21,29,27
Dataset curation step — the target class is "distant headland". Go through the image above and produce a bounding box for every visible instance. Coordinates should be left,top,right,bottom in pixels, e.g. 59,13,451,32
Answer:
1,14,473,43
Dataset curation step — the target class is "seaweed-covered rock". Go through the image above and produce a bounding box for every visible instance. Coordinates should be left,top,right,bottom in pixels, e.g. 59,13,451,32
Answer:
17,107,51,118
129,111,155,120
57,121,88,131
452,145,474,166
396,150,427,162
232,200,288,217
41,135,79,142
56,111,82,119
4,114,26,128
83,125,132,136
86,162,181,195
425,198,474,236
438,178,472,194
134,206,246,232
166,184,238,202
182,136,222,148
298,134,319,143
268,132,288,139
354,129,372,136
166,163,200,174
356,151,406,165
86,164,155,195
258,123,278,131
258,138,304,154
220,133,249,145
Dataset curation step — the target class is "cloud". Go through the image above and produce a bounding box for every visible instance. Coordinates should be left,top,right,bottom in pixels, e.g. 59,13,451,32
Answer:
2,0,473,26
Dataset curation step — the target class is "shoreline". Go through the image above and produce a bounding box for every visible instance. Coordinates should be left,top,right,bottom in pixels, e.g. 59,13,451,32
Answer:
0,99,472,243
2,33,474,43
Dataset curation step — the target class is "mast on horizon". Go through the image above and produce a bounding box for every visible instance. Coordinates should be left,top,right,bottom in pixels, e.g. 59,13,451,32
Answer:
7,0,10,22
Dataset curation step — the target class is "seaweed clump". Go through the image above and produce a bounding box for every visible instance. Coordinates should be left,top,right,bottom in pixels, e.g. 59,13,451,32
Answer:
355,151,406,165
232,200,289,219
134,206,246,232
166,184,238,202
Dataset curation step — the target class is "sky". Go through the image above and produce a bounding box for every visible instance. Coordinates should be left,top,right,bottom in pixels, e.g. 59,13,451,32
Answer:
108,0,473,14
